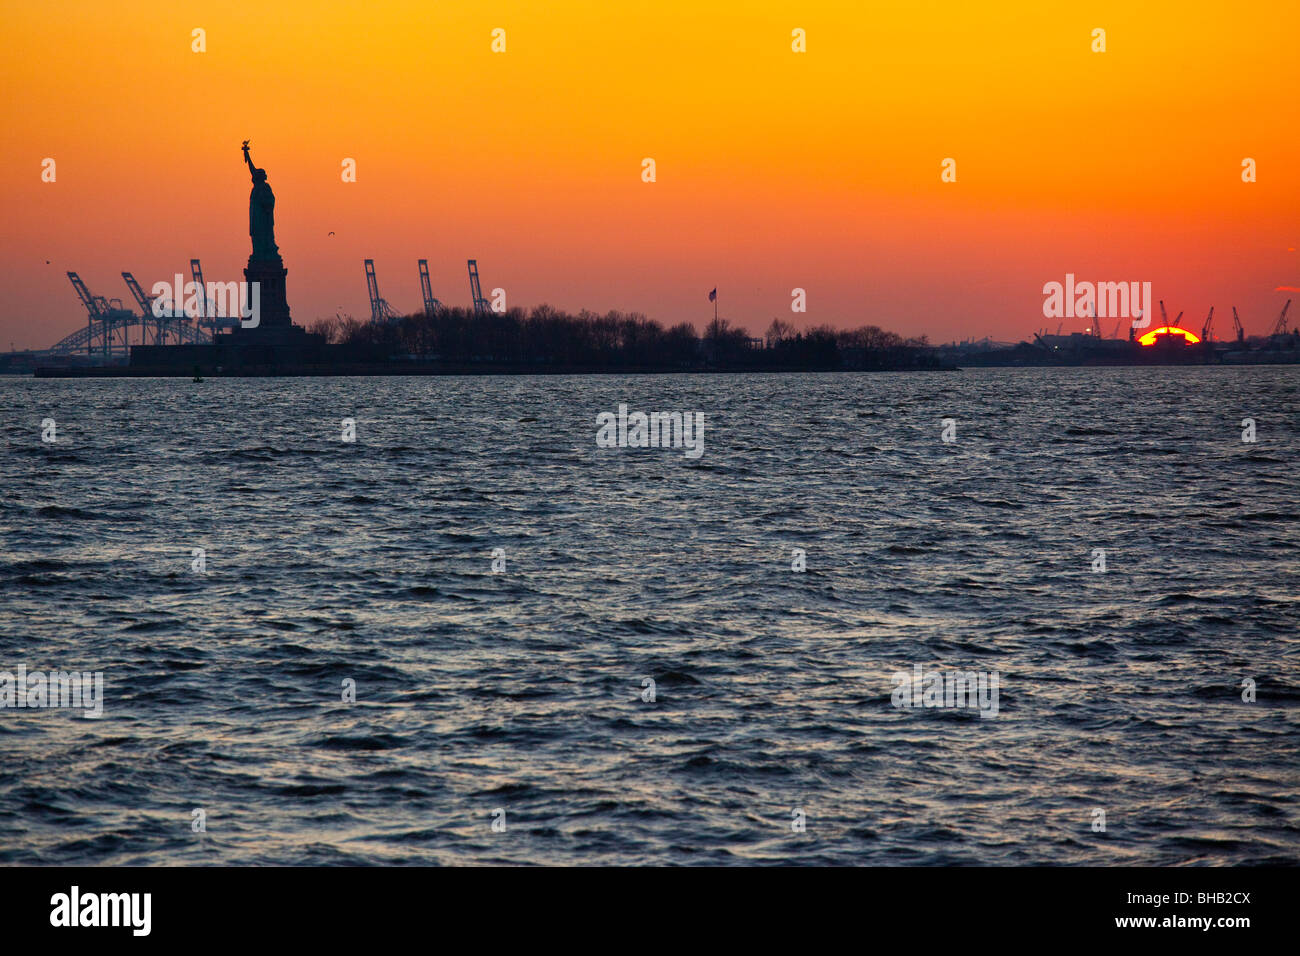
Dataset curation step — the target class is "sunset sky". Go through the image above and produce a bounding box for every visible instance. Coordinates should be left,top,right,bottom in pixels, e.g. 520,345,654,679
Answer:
1,0,1296,349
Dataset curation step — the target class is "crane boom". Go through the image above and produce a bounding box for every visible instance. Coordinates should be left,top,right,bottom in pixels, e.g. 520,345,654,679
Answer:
121,272,152,317
1200,306,1214,341
418,259,441,315
1232,306,1245,342
191,259,208,320
121,272,157,345
365,259,383,322
467,259,488,315
67,272,103,317
364,259,398,322
1274,299,1293,336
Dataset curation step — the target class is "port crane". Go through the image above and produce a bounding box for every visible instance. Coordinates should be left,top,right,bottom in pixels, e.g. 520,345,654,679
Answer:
467,259,490,316
121,272,165,344
1200,306,1214,343
61,272,137,357
418,259,442,316
122,272,210,346
191,259,209,328
1271,299,1292,336
1129,307,1145,340
1232,306,1245,343
44,271,210,358
364,259,400,323
1158,300,1184,330
188,259,237,338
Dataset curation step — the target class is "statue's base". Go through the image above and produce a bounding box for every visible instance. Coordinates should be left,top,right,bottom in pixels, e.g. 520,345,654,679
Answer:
244,257,292,329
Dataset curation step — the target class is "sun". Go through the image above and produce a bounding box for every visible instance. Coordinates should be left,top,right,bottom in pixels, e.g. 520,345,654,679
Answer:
1138,327,1202,346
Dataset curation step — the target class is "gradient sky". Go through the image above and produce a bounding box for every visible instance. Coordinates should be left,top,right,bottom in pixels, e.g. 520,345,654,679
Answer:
1,0,1296,349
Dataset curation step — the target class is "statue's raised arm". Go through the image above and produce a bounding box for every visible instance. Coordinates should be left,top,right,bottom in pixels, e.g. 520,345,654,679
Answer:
242,140,256,178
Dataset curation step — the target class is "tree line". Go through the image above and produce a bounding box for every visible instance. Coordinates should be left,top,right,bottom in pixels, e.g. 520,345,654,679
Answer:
305,306,935,370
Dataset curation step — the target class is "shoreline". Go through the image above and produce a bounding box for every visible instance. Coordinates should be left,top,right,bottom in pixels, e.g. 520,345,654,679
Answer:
32,361,957,378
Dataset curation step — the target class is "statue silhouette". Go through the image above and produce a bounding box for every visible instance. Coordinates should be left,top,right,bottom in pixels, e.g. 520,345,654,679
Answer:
242,141,279,261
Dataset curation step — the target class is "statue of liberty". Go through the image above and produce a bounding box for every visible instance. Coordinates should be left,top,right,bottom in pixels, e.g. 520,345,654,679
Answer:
242,140,279,261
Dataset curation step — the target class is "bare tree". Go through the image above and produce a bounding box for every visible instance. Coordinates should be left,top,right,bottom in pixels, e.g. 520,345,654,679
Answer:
765,318,796,345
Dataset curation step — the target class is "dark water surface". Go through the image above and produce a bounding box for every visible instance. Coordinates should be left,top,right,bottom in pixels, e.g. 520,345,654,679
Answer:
1,368,1297,865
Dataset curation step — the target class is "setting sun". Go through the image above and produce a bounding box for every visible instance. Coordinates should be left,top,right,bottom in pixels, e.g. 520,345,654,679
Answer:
1138,326,1201,345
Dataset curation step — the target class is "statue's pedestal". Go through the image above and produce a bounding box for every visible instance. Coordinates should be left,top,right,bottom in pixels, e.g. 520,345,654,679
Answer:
244,256,291,329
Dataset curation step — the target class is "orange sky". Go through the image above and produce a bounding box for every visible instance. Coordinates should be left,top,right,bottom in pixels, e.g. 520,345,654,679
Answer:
1,0,1297,349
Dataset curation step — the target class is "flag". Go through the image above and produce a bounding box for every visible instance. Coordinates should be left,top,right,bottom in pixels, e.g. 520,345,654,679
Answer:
708,288,716,302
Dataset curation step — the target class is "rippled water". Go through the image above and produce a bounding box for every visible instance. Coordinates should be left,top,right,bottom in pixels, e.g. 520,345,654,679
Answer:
1,368,1297,865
